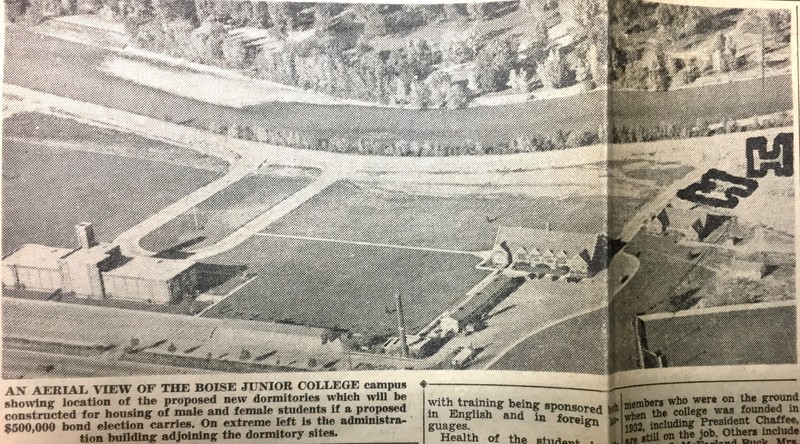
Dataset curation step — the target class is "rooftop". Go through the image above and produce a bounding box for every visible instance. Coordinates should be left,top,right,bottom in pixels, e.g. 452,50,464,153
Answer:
494,226,599,258
60,243,118,265
3,244,75,270
104,256,195,281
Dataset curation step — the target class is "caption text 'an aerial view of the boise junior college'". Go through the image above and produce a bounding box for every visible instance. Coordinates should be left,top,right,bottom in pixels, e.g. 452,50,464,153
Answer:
1,0,796,377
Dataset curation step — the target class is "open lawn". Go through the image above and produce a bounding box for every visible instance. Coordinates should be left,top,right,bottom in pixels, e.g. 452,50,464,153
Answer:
201,235,488,335
139,167,318,253
3,112,228,172
609,233,718,373
488,308,607,374
265,181,607,251
640,303,796,367
2,139,219,254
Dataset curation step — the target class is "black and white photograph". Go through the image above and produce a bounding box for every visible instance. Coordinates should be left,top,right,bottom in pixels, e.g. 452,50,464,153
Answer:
1,0,796,378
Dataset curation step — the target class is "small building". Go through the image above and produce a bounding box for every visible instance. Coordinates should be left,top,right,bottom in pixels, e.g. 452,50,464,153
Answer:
103,257,198,304
452,347,478,369
726,258,764,280
648,205,736,242
2,244,74,292
440,275,525,335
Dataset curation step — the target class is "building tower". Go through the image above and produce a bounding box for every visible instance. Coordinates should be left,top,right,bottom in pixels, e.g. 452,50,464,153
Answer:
75,222,98,250
395,292,410,358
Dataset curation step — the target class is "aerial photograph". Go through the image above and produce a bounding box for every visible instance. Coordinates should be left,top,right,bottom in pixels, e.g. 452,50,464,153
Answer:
1,0,795,377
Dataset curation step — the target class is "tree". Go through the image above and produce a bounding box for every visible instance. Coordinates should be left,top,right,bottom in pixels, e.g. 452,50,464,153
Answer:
465,3,484,21
314,3,336,30
408,78,431,109
152,0,196,23
439,29,477,65
587,42,607,86
268,2,294,34
239,348,251,360
445,83,469,109
190,21,226,64
427,71,452,108
473,39,514,92
507,69,530,92
540,47,567,89
222,36,249,68
711,31,736,74
405,38,435,79
358,4,387,38
646,46,671,91
442,4,465,21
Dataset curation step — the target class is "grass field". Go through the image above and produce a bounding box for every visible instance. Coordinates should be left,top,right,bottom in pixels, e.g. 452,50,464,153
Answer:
265,181,608,251
640,304,796,367
201,235,488,335
139,167,318,253
609,233,718,373
2,139,219,255
3,112,228,172
488,308,607,374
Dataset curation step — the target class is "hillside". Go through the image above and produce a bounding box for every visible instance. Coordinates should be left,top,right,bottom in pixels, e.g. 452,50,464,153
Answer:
6,1,791,108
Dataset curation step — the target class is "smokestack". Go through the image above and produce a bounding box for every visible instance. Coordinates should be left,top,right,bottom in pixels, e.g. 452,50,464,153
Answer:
75,222,98,249
395,292,409,358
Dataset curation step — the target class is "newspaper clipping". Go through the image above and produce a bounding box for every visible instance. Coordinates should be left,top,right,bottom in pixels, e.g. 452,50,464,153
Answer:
0,0,798,442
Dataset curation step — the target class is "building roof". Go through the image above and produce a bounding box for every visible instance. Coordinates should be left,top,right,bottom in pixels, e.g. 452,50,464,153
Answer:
3,244,74,270
104,256,195,281
493,226,598,259
638,301,796,367
656,206,706,231
453,347,476,362
59,243,117,265
447,274,524,323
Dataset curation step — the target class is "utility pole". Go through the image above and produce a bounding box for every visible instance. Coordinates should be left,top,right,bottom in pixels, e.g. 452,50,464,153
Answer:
395,292,409,358
761,21,766,94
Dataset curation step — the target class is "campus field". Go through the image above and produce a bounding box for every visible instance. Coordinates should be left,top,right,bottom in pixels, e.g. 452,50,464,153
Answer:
3,112,228,172
1,139,219,254
487,308,607,374
609,233,718,373
139,166,319,253
201,235,488,335
265,181,608,252
640,303,796,367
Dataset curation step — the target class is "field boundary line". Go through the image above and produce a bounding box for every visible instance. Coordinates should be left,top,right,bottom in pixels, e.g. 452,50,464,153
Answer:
253,232,482,257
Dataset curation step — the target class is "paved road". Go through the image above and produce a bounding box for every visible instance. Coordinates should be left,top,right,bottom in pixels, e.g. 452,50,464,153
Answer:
188,174,340,259
2,348,216,380
5,84,607,260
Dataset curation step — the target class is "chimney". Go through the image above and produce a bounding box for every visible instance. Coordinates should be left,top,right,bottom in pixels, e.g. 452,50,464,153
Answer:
75,222,98,249
395,292,410,358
